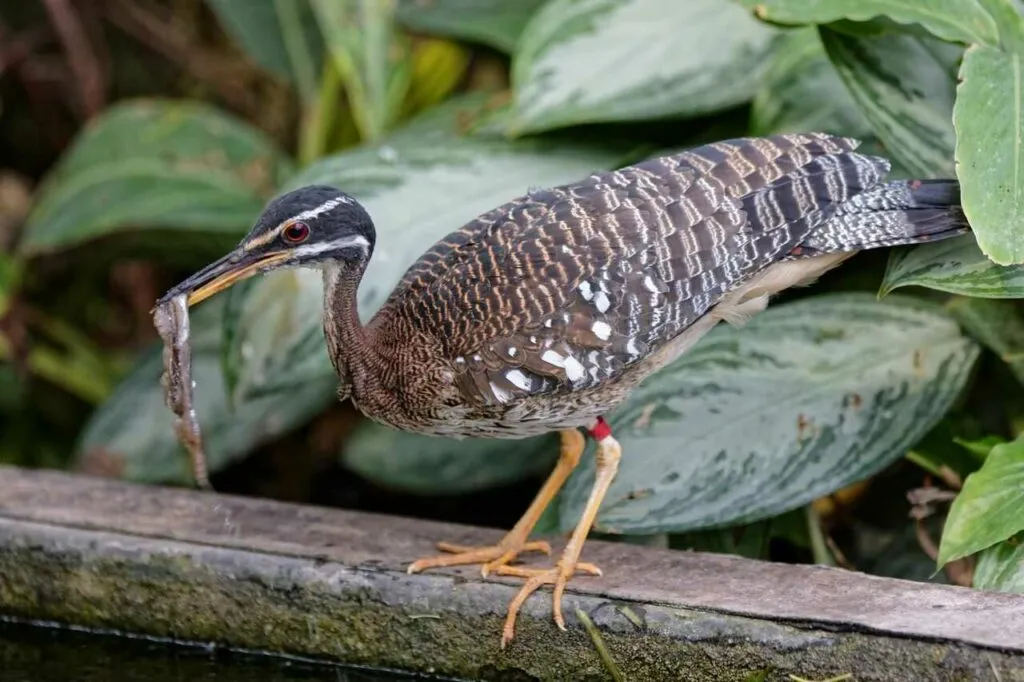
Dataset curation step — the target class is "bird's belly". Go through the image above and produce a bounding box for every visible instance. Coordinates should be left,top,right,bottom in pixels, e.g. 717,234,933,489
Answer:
352,381,633,440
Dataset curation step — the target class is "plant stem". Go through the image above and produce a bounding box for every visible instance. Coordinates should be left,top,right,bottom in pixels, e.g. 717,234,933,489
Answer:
806,504,835,567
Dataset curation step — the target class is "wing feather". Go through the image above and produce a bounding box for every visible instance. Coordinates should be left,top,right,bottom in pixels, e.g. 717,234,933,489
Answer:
372,133,887,406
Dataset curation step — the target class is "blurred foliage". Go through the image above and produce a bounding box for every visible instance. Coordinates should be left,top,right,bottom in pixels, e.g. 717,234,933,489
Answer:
3,0,1024,594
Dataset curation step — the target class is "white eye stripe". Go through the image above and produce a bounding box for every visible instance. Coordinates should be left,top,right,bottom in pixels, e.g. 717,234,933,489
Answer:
290,196,351,223
292,234,370,258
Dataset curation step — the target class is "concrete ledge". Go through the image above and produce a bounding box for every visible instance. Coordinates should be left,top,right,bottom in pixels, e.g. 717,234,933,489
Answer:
0,465,1022,681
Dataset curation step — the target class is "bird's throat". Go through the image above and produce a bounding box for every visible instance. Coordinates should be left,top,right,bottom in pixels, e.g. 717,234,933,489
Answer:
321,261,380,396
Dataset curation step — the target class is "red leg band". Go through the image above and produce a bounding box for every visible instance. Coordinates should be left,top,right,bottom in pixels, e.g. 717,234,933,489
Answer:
588,416,613,441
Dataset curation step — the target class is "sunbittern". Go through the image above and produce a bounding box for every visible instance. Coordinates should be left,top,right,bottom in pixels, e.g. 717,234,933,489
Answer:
160,133,970,646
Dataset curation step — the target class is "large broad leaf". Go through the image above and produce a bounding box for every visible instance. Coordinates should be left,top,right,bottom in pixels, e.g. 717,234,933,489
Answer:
946,297,1024,386
73,296,338,484
954,45,1024,265
820,26,960,179
206,0,324,101
939,433,1024,565
20,100,293,256
343,425,557,495
976,0,1024,52
77,96,632,487
506,0,780,135
395,0,547,53
750,27,870,137
734,0,999,47
881,235,1024,298
558,294,978,534
310,0,412,142
974,538,1024,594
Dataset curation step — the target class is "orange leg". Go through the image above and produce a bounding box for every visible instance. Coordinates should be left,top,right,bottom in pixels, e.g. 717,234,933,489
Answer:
494,418,620,648
407,428,588,577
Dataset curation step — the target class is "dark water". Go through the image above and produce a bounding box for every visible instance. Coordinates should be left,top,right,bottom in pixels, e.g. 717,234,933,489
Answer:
0,619,458,682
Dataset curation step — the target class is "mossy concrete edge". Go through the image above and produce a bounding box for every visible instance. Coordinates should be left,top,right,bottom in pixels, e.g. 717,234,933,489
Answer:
0,519,1020,682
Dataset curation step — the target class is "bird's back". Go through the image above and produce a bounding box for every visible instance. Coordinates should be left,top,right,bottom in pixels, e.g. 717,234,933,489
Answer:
369,133,967,413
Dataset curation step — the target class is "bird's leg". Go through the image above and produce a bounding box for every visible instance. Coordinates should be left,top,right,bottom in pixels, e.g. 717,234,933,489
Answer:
407,428,586,576
493,417,621,648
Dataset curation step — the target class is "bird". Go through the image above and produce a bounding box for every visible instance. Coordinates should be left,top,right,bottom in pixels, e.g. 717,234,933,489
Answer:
159,132,970,647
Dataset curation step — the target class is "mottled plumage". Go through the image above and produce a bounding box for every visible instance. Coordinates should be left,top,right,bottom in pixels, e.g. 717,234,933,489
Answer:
163,131,971,648
319,133,967,438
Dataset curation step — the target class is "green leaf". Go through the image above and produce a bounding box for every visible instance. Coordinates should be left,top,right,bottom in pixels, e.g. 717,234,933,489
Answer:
0,253,21,318
820,26,959,179
557,294,978,534
938,433,1024,565
310,0,412,142
956,435,1004,459
735,0,999,46
750,27,870,137
881,235,1024,298
976,0,1024,53
206,0,324,101
343,425,557,495
507,0,780,135
73,296,338,484
954,45,1024,265
907,416,995,479
20,100,293,256
395,0,546,53
946,297,1024,386
973,536,1024,594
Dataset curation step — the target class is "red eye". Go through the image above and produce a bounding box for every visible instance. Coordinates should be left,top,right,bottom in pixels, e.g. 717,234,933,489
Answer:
283,222,310,243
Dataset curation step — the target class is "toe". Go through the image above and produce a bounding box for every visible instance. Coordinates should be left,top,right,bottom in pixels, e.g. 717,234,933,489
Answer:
435,541,476,553
490,565,549,578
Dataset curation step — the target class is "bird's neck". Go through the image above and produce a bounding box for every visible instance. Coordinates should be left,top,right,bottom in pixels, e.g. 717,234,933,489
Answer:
321,261,381,393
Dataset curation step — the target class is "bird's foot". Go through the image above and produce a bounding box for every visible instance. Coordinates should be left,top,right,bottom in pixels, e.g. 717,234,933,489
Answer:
492,559,603,648
406,537,552,577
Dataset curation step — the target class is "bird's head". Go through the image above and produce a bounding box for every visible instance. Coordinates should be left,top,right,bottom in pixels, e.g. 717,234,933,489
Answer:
159,185,375,307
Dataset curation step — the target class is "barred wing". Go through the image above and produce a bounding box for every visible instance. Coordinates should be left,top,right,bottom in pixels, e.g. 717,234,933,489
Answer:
377,133,889,406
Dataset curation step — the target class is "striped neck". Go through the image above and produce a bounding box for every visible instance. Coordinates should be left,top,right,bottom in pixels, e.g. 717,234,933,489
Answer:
321,261,380,400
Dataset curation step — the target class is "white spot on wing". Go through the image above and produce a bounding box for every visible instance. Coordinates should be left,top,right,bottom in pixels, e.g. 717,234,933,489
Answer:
506,369,532,391
541,350,565,368
643,275,660,293
563,356,585,382
592,321,612,340
578,281,594,301
507,346,517,357
626,338,640,355
594,291,611,313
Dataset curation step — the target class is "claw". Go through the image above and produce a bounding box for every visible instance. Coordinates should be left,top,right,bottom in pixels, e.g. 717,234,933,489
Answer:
495,560,602,648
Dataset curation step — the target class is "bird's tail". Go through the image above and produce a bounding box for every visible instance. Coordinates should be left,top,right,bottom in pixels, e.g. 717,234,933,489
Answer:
800,178,970,253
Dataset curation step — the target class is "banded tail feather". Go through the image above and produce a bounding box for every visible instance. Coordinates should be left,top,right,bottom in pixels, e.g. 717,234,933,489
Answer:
797,177,970,255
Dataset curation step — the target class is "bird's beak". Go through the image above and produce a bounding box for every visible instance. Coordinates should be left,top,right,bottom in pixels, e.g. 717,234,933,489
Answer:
157,249,292,307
